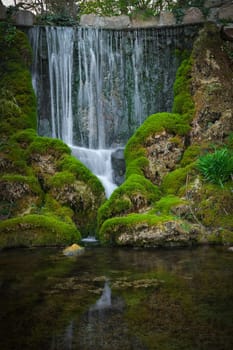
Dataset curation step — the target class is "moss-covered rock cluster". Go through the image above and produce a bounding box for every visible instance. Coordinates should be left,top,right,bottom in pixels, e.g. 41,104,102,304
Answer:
98,23,233,247
0,26,105,248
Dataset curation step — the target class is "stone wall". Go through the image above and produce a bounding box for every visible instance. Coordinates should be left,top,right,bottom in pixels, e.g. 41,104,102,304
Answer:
1,0,233,29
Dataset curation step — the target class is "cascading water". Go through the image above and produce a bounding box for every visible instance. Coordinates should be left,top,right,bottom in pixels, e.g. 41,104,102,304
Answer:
29,24,200,197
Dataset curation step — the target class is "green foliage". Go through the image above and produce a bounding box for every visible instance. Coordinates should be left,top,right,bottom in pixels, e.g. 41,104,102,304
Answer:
197,148,233,187
79,0,176,18
0,214,81,248
0,21,16,48
36,12,77,26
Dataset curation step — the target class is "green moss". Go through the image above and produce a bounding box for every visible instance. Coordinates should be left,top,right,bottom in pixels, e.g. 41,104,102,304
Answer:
98,174,161,229
125,112,191,179
0,214,80,248
11,128,37,148
172,57,195,121
194,183,233,230
27,136,71,157
41,195,75,225
180,145,201,167
0,28,32,68
99,213,173,245
1,174,42,195
58,154,105,196
48,171,76,188
161,164,195,195
153,195,186,215
0,30,37,136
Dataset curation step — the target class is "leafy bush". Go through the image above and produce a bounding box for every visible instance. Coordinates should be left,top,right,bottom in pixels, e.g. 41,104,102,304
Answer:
197,148,233,187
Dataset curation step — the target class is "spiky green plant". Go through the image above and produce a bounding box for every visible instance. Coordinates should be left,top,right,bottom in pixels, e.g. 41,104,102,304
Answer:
197,148,233,187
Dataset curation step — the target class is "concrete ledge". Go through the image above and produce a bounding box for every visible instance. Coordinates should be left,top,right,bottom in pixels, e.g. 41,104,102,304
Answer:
14,10,34,27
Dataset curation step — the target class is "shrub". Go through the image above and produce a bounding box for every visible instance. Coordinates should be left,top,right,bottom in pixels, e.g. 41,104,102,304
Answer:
197,148,233,187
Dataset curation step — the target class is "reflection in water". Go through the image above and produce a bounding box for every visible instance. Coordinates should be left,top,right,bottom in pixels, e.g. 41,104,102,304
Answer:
0,247,233,350
91,281,112,310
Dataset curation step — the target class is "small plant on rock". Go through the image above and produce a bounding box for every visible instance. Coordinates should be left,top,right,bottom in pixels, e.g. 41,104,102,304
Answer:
197,148,233,187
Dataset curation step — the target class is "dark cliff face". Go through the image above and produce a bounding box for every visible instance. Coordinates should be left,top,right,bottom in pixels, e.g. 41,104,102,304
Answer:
29,24,201,149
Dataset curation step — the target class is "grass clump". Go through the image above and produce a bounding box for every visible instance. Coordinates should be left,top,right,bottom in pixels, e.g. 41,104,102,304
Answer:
197,148,233,187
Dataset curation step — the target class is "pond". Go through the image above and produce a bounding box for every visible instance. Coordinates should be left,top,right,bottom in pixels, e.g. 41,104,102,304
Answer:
0,246,233,350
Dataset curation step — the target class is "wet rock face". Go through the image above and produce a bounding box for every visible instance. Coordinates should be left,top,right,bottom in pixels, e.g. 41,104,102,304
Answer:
116,220,200,247
144,131,185,185
111,148,126,186
190,25,233,144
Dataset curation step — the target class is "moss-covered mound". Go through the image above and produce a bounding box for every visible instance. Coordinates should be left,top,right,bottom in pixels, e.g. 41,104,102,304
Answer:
0,25,105,248
98,23,233,247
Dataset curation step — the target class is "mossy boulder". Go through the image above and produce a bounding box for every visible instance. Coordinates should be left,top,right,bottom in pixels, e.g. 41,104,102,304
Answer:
99,213,200,247
0,214,80,248
125,112,191,184
98,174,161,229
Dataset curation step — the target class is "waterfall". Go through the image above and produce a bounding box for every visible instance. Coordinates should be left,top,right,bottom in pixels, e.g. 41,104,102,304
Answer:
29,24,199,197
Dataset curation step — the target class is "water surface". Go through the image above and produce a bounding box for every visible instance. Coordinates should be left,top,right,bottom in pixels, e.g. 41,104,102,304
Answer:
0,246,233,349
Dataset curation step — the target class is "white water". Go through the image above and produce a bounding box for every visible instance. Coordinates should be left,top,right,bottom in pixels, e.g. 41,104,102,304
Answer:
91,281,112,310
71,146,117,198
29,26,190,197
46,27,74,145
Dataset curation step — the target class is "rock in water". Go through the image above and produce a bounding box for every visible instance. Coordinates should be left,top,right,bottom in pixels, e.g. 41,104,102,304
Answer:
63,244,85,256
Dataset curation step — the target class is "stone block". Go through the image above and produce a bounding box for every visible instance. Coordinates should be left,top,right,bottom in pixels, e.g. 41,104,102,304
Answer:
204,0,227,8
131,16,159,28
218,4,233,20
158,12,176,26
207,8,219,22
80,14,131,29
15,10,34,26
182,7,205,24
0,4,6,20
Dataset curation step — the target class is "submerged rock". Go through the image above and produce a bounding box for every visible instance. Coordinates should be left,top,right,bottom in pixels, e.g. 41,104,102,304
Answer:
63,243,85,256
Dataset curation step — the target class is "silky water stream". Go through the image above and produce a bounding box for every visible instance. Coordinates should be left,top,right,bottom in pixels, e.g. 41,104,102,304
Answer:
29,25,200,198
0,246,233,349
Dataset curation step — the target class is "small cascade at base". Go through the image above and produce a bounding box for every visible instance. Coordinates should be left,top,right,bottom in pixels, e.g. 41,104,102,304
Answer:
29,25,201,201
71,146,117,198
